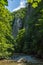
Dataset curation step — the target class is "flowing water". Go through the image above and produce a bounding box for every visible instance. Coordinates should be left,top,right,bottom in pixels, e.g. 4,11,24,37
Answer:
9,54,43,65
0,54,43,65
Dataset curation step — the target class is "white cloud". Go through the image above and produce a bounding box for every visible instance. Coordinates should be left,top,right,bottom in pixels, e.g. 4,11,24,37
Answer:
12,0,26,12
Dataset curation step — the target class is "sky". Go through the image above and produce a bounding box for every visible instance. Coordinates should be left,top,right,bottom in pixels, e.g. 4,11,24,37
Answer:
6,0,27,12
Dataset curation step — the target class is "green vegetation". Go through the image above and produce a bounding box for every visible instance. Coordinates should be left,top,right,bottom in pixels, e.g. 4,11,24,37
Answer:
0,0,14,59
0,0,43,59
23,0,43,58
12,0,43,58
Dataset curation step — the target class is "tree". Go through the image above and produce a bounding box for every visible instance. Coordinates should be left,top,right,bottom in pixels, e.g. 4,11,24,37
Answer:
14,28,25,53
0,0,14,59
24,0,43,57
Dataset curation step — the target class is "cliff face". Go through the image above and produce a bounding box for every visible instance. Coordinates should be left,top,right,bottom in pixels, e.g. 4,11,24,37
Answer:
24,4,33,30
12,4,33,38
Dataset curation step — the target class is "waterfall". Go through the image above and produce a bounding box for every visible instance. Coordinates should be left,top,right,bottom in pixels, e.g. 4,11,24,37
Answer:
12,17,22,38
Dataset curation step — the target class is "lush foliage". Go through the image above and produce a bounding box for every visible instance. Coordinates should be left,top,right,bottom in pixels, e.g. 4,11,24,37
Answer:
0,0,14,59
0,0,43,59
13,0,43,58
14,28,25,53
22,0,43,58
13,8,27,19
27,0,41,8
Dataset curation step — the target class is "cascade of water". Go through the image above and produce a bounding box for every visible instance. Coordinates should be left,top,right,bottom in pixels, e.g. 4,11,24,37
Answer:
12,17,22,37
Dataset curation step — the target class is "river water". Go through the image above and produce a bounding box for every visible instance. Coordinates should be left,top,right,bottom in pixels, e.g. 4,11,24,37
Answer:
10,54,43,65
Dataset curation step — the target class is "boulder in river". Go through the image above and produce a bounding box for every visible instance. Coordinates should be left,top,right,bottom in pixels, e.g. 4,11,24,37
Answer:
17,58,28,63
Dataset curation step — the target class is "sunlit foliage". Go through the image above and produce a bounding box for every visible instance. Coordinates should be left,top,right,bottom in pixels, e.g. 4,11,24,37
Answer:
0,0,14,58
27,0,41,8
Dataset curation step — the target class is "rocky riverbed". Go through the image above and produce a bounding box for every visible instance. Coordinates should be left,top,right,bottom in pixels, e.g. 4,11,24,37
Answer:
10,54,43,63
0,54,43,65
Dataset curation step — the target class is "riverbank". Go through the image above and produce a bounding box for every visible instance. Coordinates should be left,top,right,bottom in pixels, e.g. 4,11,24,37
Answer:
0,53,43,65
0,53,43,62
0,60,43,65
10,53,43,63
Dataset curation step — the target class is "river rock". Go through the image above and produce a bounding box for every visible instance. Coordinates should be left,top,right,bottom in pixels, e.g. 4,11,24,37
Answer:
17,58,28,63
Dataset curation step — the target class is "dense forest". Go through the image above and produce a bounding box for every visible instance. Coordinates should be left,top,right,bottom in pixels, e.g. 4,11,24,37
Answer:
0,0,43,59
